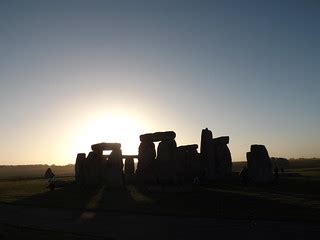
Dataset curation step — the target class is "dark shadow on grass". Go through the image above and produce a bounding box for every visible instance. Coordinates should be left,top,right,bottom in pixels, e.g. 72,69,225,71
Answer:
11,183,139,213
132,177,320,222
12,183,101,210
7,177,320,223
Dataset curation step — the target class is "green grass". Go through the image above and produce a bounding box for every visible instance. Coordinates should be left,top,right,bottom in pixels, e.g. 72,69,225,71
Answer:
0,178,48,202
0,170,319,222
287,167,320,178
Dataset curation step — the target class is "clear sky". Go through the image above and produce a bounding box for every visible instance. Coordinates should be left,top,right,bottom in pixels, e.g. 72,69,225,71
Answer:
0,0,319,165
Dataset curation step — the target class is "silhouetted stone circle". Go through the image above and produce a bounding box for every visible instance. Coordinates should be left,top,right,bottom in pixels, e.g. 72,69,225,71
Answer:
73,129,279,187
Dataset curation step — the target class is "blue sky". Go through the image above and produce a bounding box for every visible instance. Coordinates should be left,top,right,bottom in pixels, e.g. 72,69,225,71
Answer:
0,0,319,164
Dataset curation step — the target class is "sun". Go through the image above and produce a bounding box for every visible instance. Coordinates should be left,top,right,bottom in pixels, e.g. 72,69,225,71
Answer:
72,112,148,156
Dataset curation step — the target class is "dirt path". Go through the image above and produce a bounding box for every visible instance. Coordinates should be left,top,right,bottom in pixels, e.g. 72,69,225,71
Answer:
0,203,318,239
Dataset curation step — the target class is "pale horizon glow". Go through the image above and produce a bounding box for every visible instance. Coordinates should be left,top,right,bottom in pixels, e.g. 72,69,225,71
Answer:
71,111,149,157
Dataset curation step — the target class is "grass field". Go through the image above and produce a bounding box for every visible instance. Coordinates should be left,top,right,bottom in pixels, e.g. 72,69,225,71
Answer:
0,164,74,180
0,163,319,223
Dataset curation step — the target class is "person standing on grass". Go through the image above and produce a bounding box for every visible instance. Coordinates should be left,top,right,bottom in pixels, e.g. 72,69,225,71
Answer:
45,168,56,191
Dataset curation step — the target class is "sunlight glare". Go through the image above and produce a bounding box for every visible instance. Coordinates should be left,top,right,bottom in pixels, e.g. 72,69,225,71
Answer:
73,112,148,155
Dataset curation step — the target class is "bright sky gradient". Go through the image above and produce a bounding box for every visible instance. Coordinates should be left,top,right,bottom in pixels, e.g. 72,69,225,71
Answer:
1,0,319,165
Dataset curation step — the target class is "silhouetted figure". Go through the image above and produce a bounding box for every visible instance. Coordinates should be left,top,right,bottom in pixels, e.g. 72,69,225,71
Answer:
45,168,56,191
45,168,54,179
274,166,279,182
239,166,249,186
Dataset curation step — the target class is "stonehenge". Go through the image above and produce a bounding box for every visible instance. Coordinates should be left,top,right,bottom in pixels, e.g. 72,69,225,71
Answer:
74,128,277,187
247,144,273,182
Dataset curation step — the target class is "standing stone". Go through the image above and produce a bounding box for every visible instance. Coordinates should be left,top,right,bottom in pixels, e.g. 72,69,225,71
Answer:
206,143,216,180
200,128,213,156
176,145,199,182
124,157,135,183
200,129,233,179
247,144,273,182
85,151,105,186
188,148,201,180
107,148,123,170
214,144,232,176
106,148,124,187
200,128,215,179
124,157,135,175
175,147,188,183
136,141,156,183
156,139,177,183
212,136,232,177
75,153,86,184
82,154,90,185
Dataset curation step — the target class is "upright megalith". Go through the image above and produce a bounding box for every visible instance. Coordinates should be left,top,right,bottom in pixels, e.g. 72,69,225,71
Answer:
247,144,273,182
124,157,135,183
156,139,177,183
200,128,213,157
187,146,201,180
176,144,200,182
107,147,124,187
85,150,105,186
124,157,135,175
212,136,232,176
107,148,123,169
136,141,156,183
200,128,215,179
75,153,86,184
200,128,232,180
